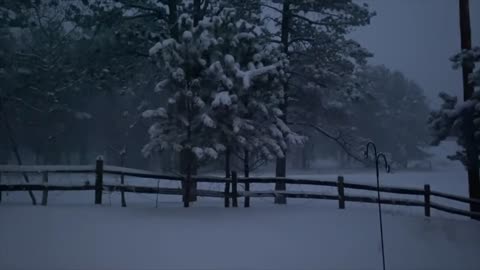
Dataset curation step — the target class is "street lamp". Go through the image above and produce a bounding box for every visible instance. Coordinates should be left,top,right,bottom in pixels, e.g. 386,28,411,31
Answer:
365,142,390,270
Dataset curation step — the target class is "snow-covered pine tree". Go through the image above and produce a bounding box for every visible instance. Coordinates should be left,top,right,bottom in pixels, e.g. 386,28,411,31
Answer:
143,9,302,181
429,46,480,213
202,9,303,177
429,47,480,164
143,14,218,178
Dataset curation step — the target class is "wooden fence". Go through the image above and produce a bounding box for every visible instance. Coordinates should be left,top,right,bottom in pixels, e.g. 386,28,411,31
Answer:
1,159,480,220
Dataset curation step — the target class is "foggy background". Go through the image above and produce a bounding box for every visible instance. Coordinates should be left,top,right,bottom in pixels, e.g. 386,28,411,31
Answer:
352,0,480,105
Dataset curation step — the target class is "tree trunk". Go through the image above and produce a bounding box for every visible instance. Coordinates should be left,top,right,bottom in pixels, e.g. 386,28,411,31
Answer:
244,150,250,177
225,146,231,178
180,148,197,202
274,0,290,204
168,0,179,40
459,0,480,215
193,0,202,26
275,157,287,204
180,150,193,200
184,96,198,202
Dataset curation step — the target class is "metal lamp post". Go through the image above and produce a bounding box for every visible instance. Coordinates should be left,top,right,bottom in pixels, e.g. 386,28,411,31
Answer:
365,142,390,270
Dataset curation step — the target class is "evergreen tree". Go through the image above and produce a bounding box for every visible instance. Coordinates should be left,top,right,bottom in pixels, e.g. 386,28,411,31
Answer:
143,9,302,181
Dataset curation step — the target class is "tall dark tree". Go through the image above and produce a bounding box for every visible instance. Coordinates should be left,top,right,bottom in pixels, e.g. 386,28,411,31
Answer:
429,0,480,215
459,0,480,214
260,0,373,201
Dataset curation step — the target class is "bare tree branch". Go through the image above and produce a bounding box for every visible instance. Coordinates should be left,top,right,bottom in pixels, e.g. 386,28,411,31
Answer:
289,122,366,164
260,3,283,14
290,13,342,27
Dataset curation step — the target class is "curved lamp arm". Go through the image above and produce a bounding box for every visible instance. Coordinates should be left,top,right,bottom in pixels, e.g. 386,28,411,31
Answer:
364,141,378,160
377,153,391,173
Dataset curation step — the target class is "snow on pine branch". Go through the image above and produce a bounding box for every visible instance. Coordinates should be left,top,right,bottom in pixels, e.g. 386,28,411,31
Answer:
142,108,167,118
234,62,282,90
451,47,480,87
201,113,216,128
212,91,232,107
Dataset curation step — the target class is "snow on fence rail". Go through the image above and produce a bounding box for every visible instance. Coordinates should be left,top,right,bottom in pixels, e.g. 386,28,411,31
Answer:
1,159,480,220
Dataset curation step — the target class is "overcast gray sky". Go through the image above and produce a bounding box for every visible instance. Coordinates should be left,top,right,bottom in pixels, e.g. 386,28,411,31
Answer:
350,0,480,106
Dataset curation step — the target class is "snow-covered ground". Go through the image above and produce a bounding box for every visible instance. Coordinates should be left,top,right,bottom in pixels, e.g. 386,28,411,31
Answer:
1,202,479,270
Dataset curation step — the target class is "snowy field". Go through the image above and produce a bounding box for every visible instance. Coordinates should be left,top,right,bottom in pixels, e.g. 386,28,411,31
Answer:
1,202,479,270
1,164,480,270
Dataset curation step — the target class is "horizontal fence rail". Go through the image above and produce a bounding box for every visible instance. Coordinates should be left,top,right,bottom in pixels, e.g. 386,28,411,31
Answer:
344,195,425,207
0,184,95,191
0,165,96,173
1,161,480,221
430,190,480,205
343,182,425,195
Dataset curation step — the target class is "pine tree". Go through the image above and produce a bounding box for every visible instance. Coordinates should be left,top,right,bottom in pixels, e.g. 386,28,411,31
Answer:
143,9,302,182
260,0,373,201
429,0,480,215
429,47,480,164
429,46,480,214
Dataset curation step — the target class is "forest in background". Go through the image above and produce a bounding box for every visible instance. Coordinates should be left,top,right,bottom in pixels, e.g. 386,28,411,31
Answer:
0,0,432,177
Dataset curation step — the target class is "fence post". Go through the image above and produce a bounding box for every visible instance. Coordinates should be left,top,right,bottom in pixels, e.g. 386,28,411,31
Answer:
424,184,430,217
120,152,126,207
274,179,287,205
337,176,345,209
232,171,238,207
120,173,126,207
95,158,104,205
41,171,48,206
224,181,230,208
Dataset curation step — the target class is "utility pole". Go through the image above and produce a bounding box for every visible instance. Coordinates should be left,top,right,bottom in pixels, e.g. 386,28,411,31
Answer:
459,0,480,214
